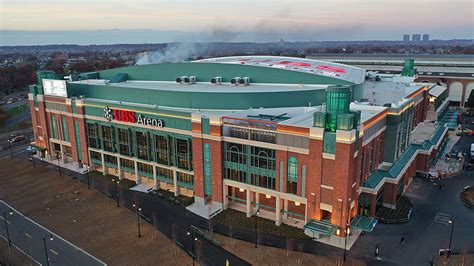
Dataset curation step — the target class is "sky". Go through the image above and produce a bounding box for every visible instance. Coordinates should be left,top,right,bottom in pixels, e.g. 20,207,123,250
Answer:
0,0,473,45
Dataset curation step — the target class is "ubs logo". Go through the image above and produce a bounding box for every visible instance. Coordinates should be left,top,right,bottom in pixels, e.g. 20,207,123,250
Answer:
104,106,113,121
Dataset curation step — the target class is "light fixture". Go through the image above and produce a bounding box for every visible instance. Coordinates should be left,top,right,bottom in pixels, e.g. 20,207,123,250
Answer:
239,188,245,192
347,227,351,235
265,194,271,199
294,201,301,206
336,228,341,236
49,234,54,241
8,209,13,215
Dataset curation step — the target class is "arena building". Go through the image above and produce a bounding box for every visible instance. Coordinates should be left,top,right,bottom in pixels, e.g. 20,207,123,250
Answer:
28,56,448,243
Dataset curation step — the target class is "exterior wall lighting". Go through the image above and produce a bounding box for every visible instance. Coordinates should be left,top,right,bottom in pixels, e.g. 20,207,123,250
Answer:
295,201,301,206
239,187,245,192
265,194,271,199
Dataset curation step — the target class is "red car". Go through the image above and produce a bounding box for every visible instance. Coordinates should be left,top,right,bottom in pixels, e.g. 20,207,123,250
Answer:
10,135,25,143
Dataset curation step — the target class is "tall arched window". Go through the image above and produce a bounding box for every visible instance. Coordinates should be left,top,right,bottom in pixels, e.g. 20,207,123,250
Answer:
287,157,298,194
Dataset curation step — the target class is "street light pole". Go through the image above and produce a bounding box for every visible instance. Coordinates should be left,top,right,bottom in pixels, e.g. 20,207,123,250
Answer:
255,208,259,248
42,234,53,266
56,152,62,177
133,203,142,237
344,225,350,262
3,210,13,247
9,140,13,160
448,219,455,258
187,229,198,266
86,165,91,190
112,179,120,207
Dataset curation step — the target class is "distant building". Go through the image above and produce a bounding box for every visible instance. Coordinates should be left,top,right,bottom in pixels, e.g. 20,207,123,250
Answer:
422,34,430,42
412,34,421,42
403,34,410,42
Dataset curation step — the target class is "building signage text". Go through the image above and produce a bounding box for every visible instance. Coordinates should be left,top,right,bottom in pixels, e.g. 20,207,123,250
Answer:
104,106,164,127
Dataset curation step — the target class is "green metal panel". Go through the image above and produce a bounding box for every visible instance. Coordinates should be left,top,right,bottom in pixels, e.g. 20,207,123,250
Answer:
313,112,326,128
51,116,58,139
74,121,82,160
98,63,357,86
68,82,330,110
203,143,212,196
62,117,69,142
202,118,210,134
323,132,336,154
83,103,192,131
287,157,298,182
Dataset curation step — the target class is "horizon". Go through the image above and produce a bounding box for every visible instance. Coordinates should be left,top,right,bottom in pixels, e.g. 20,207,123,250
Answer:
1,0,473,45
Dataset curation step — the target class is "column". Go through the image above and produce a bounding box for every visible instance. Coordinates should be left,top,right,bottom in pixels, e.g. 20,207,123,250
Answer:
173,170,179,196
283,199,288,219
61,144,67,163
134,160,140,184
246,188,252,218
223,184,228,210
275,196,282,226
117,156,123,180
304,203,308,224
101,152,106,176
231,187,236,199
255,192,259,212
153,166,158,190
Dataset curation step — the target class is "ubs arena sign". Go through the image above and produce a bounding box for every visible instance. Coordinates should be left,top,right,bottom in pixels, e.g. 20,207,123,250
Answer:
104,106,164,127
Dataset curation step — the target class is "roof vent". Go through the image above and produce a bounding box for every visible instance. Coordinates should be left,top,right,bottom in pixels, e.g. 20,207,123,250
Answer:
176,76,187,83
176,76,196,84
230,77,250,86
210,77,222,85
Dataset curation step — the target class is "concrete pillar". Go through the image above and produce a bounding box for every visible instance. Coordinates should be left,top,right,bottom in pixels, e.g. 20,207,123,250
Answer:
117,156,123,180
275,196,282,226
101,152,106,176
134,160,140,184
173,171,179,196
153,166,158,190
231,187,236,200
255,192,259,212
304,203,308,224
223,184,228,210
246,189,252,218
283,199,288,219
60,144,67,163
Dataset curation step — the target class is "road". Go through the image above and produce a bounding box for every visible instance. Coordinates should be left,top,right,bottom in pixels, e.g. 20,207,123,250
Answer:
0,142,31,160
0,201,105,266
4,110,31,127
2,98,28,111
350,123,474,266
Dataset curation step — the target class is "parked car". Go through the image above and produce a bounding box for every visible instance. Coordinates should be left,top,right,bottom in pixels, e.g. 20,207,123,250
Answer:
26,146,37,155
6,98,14,104
10,135,25,143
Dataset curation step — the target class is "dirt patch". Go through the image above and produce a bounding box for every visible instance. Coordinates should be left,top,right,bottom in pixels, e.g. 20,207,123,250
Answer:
0,158,186,265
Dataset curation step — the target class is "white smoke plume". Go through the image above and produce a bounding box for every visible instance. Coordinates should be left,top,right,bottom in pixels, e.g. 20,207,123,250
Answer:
135,42,198,65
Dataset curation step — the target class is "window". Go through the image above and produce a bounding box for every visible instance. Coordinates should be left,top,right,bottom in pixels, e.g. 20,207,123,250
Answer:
117,128,130,156
225,168,247,183
177,172,194,188
157,167,173,183
135,131,148,160
251,174,275,190
224,143,246,164
104,154,117,165
90,151,101,162
251,147,275,170
154,135,168,164
102,126,114,152
138,162,153,174
287,157,298,195
74,121,82,160
369,143,374,174
120,158,134,171
86,123,99,149
176,138,190,170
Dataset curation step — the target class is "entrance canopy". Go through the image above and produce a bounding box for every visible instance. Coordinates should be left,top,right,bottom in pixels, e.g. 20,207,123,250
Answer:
350,215,378,232
304,219,337,236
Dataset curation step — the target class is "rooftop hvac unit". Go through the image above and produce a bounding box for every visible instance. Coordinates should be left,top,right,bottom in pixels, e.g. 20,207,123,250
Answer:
230,77,250,86
210,77,222,85
239,77,250,86
230,77,240,85
184,76,196,84
176,76,187,83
